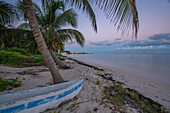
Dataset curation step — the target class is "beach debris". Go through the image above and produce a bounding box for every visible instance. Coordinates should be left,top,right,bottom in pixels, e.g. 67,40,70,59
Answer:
67,57,104,71
106,84,167,113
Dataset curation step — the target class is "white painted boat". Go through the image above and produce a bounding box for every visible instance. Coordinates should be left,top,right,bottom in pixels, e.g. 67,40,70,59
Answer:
0,79,83,113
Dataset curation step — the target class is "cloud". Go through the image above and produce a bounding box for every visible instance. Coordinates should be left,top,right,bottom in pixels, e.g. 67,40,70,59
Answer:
89,40,130,46
112,45,169,50
89,33,170,47
114,38,122,41
89,40,111,46
148,33,170,40
126,33,170,47
123,33,170,47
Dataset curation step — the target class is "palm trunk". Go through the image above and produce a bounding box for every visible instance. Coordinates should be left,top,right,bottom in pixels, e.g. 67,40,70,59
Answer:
49,49,70,69
23,0,64,84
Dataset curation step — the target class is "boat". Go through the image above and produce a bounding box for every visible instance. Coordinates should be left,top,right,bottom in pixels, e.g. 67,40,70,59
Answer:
0,79,83,113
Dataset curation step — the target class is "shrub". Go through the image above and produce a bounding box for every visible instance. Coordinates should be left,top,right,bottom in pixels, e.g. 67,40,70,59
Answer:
56,54,66,61
9,47,28,55
0,51,44,66
0,77,22,92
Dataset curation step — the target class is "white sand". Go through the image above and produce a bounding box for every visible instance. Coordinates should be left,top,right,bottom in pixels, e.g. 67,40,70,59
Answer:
0,59,170,113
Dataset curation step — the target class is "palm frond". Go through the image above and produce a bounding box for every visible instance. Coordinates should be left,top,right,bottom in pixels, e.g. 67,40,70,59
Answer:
0,1,19,25
54,9,77,28
64,0,97,32
0,28,33,48
95,0,139,38
17,23,30,30
15,0,27,21
32,2,44,18
0,28,32,38
57,29,85,47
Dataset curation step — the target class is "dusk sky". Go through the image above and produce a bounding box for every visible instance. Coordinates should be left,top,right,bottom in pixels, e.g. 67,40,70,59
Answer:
65,0,170,54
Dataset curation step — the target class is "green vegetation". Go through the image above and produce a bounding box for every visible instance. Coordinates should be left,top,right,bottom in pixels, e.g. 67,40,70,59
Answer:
64,50,71,54
96,79,100,85
8,47,28,55
0,47,66,67
103,86,125,111
103,86,109,98
130,89,139,101
56,54,66,61
103,84,167,112
110,94,125,111
0,50,44,67
0,77,22,91
113,84,127,94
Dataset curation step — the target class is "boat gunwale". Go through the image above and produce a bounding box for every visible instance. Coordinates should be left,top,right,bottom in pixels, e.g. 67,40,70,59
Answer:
0,79,83,105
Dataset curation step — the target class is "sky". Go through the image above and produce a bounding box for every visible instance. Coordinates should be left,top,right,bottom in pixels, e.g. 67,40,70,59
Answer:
64,0,170,54
3,0,170,54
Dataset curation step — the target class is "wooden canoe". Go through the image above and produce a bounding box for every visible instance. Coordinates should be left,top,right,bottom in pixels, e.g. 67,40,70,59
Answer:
0,79,83,113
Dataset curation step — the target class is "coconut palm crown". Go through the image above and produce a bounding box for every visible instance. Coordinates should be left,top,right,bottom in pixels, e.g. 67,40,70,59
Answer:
17,0,85,52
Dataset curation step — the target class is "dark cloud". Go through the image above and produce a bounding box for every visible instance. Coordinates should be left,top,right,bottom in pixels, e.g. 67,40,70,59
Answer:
89,40,110,46
125,40,170,47
148,33,170,40
89,33,170,47
127,33,170,47
114,38,122,41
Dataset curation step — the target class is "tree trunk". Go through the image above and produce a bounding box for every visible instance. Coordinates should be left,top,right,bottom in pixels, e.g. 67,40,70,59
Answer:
23,0,64,84
49,49,71,69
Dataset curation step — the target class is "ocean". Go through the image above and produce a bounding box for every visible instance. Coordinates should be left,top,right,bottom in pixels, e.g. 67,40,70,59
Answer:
67,54,170,84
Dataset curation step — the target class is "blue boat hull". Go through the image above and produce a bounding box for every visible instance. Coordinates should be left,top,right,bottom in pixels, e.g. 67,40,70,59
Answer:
0,79,83,113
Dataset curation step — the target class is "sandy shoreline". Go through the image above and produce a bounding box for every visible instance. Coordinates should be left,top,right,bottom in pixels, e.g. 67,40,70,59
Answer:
0,58,170,112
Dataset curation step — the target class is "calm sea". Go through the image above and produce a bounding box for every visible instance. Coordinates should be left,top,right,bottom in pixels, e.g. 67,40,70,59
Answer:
68,54,170,84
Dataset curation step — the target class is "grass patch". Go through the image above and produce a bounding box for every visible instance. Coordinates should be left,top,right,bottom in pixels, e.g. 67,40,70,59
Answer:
0,77,22,91
110,94,125,111
130,89,139,101
0,47,67,67
102,83,168,112
56,54,66,61
113,84,127,94
0,51,44,67
96,79,100,85
103,86,109,96
111,84,168,113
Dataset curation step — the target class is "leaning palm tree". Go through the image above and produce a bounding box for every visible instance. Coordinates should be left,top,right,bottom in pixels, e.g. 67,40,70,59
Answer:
33,1,85,69
23,0,64,84
17,0,85,69
23,0,139,84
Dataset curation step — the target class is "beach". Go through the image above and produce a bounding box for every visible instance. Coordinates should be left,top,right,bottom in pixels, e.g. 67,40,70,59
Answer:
0,58,169,113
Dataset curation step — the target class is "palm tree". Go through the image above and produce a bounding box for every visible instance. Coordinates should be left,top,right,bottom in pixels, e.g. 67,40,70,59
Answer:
23,0,64,84
33,1,85,69
23,0,139,84
17,0,85,68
